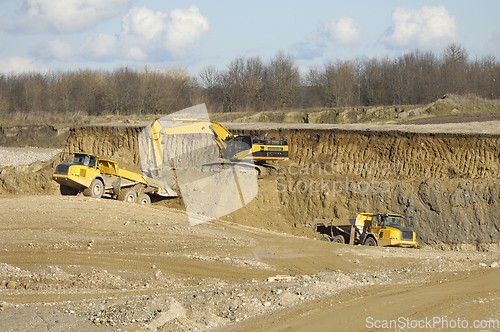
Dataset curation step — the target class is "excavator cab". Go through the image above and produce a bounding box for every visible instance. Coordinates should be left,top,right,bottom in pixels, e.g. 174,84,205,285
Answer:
224,135,252,160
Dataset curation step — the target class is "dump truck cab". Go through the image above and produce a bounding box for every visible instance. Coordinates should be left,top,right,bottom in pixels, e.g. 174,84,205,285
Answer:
72,153,98,168
53,152,103,192
369,213,416,247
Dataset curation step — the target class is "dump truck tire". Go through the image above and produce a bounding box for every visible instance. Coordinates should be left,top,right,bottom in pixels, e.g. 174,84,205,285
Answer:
364,237,377,246
118,189,137,203
320,236,330,242
83,179,104,198
60,185,78,196
138,193,151,204
332,235,345,244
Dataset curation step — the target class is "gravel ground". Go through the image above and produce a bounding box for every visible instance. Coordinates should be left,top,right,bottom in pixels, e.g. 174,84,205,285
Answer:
1,195,500,331
2,135,500,330
0,147,61,167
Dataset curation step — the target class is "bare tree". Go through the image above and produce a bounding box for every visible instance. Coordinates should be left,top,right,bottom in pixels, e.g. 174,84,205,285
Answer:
265,51,301,110
441,43,469,95
104,67,142,115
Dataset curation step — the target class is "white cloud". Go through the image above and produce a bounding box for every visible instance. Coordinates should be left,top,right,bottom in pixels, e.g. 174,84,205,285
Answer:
122,7,166,41
381,5,457,49
34,38,76,61
292,16,361,60
0,56,48,74
8,0,133,33
322,16,363,45
80,33,120,61
32,5,210,62
163,6,211,57
79,5,210,61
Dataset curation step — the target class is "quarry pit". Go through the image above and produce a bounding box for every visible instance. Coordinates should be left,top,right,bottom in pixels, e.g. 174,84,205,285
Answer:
3,122,500,246
2,120,500,331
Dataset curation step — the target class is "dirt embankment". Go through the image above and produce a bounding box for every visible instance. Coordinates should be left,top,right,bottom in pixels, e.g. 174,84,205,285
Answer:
70,126,500,245
3,125,500,246
0,125,69,148
226,128,500,245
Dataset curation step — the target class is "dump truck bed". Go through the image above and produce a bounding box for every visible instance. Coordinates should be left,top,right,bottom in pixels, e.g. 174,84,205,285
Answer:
99,158,176,196
313,217,360,227
99,159,144,182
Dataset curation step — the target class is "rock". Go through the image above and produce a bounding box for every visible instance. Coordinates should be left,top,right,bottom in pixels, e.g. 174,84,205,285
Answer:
396,111,409,119
490,261,499,268
267,275,293,282
479,263,488,267
263,301,271,307
205,320,217,327
147,298,187,330
155,270,162,277
6,281,17,289
301,275,311,280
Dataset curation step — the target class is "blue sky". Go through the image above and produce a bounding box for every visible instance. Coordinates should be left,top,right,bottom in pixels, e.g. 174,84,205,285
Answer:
0,0,499,75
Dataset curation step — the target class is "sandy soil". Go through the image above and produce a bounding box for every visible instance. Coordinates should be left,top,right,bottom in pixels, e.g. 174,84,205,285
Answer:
402,110,500,125
1,195,500,331
3,101,500,330
225,119,500,135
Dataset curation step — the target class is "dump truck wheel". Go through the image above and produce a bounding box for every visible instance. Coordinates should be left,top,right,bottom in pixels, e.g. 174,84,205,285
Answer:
83,179,104,198
364,237,377,246
332,235,345,244
60,185,78,196
138,193,151,204
320,236,330,242
118,189,137,203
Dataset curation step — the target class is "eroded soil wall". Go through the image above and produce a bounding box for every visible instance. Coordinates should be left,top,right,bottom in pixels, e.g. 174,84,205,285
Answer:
0,125,69,148
6,125,499,245
233,128,500,245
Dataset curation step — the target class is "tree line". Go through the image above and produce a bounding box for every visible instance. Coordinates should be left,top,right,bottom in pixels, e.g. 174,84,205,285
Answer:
0,67,195,124
1,44,499,124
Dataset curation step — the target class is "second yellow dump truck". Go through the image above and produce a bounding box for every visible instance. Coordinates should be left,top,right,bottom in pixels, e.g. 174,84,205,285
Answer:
52,152,177,203
313,212,417,247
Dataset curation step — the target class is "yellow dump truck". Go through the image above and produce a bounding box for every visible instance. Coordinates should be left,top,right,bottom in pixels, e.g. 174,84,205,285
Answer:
52,152,177,203
313,213,417,247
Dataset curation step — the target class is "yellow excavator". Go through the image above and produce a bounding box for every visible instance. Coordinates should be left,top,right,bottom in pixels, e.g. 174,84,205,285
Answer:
139,118,288,177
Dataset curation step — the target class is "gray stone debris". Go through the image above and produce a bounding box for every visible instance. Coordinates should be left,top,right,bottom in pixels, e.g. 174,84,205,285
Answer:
0,148,61,167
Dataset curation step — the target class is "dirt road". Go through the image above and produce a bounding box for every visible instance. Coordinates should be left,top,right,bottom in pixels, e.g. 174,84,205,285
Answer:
1,195,500,331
